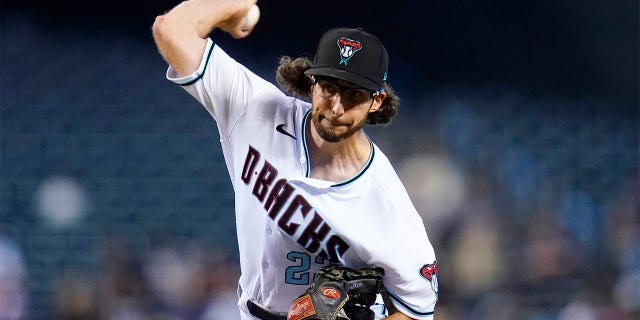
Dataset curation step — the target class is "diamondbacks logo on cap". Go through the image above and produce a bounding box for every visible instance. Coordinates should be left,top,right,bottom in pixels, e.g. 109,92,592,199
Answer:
337,37,362,65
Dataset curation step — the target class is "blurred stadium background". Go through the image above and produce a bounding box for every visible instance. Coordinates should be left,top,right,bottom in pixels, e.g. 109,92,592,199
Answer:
1,0,638,319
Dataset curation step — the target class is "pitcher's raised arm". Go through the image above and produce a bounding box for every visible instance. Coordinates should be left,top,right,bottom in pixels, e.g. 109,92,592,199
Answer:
152,0,257,76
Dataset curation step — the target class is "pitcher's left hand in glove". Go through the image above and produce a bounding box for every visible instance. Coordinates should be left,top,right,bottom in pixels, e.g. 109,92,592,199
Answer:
287,264,385,320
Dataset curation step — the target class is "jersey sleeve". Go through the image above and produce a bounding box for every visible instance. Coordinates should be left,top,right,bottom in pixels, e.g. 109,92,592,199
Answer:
347,165,438,320
376,216,438,320
165,38,272,137
355,152,438,319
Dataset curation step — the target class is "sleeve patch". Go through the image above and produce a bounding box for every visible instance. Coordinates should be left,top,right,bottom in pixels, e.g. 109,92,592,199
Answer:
420,262,439,293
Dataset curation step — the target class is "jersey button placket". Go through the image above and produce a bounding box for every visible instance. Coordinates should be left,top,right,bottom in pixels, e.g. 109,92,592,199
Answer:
299,157,307,174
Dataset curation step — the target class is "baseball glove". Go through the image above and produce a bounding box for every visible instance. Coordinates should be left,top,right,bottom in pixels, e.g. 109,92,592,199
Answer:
287,264,385,320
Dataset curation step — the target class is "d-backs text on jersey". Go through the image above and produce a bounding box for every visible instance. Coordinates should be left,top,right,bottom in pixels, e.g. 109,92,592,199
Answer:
241,145,350,262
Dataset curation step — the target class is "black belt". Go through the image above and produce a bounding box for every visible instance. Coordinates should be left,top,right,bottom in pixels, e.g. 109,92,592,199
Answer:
247,300,287,320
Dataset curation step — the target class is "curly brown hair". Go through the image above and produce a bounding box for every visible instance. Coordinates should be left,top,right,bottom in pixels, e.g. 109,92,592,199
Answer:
275,56,400,125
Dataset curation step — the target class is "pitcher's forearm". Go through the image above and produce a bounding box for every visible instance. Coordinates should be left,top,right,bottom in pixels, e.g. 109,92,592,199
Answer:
152,0,255,76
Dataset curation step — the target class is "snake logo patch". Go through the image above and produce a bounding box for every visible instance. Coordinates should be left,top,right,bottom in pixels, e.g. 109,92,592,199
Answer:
337,37,362,65
420,262,439,293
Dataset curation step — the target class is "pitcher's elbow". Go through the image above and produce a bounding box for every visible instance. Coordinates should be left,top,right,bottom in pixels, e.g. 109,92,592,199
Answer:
152,15,168,41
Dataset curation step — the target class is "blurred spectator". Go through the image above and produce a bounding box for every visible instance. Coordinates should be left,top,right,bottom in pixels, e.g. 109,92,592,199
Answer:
608,174,640,319
515,211,583,319
52,271,98,320
141,229,240,320
144,242,201,318
90,229,243,320
467,290,525,320
557,289,631,320
522,212,582,282
613,272,640,319
0,234,28,320
449,213,506,296
197,248,241,320
399,153,467,243
97,233,149,320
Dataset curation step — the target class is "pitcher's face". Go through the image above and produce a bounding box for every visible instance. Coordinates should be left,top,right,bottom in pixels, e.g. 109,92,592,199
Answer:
310,77,381,142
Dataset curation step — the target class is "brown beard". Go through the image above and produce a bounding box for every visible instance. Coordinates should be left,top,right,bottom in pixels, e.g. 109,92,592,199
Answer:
311,109,368,142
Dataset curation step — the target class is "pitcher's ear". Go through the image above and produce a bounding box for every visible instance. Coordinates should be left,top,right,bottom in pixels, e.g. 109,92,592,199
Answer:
369,91,387,113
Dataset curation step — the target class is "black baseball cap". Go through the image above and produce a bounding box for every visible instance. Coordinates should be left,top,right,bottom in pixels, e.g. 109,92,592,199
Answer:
305,28,389,91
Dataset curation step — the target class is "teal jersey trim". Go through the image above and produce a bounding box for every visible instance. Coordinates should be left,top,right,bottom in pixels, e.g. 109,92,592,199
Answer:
301,110,375,187
385,288,435,317
177,42,215,86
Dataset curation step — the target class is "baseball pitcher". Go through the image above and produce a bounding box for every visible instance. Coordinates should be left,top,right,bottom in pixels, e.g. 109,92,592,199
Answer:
152,0,438,319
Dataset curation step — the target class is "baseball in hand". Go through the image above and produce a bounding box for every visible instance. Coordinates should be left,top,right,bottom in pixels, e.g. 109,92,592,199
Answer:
241,4,260,32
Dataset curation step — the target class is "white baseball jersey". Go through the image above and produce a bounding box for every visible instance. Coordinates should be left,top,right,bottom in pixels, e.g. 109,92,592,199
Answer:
166,39,438,320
